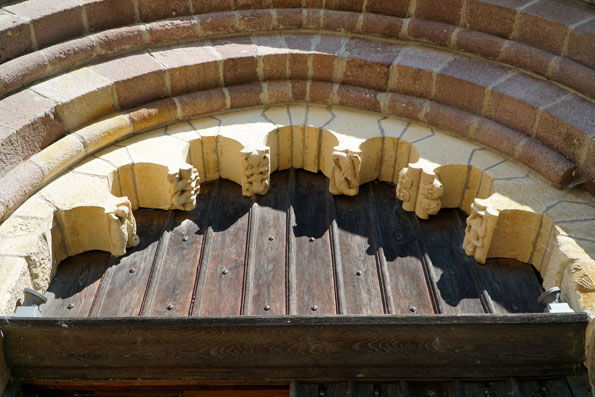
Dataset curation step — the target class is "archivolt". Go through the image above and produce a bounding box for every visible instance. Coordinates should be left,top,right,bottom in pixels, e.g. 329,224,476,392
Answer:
0,105,593,322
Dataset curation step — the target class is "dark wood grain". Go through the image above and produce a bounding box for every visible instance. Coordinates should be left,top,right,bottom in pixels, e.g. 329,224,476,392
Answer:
517,379,574,396
291,171,336,315
141,185,214,317
368,183,436,315
194,180,253,316
1,314,588,382
333,189,384,315
415,209,486,314
458,380,512,396
89,209,171,317
244,172,289,316
41,251,112,317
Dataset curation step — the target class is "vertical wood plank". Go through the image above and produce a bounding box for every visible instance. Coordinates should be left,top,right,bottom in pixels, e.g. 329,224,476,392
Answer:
459,381,512,396
287,169,297,315
89,209,171,317
291,383,319,397
379,382,406,397
333,190,384,315
517,379,574,396
468,257,545,314
244,172,289,316
407,382,448,397
41,251,112,317
415,209,486,314
194,180,253,316
291,171,336,315
369,183,436,314
141,185,214,317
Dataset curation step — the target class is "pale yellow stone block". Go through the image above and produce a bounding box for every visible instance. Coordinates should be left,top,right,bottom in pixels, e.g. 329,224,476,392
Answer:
379,117,408,139
0,256,32,315
92,145,137,206
166,121,199,144
30,135,86,180
41,172,112,210
32,68,116,131
493,175,567,215
415,132,479,167
395,140,415,181
487,209,542,263
191,117,220,181
541,234,594,289
529,215,554,271
379,137,399,183
400,122,433,144
218,137,244,185
303,126,321,173
74,114,132,153
10,195,56,220
288,106,308,127
435,164,468,209
560,257,595,314
460,167,484,214
0,233,54,291
277,126,293,171
291,125,305,169
263,106,290,126
319,129,341,177
468,148,505,170
0,216,52,238
306,106,333,128
360,137,383,184
325,109,381,141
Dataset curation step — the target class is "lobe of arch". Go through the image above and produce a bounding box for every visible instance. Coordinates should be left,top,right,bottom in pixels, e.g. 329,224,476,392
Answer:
0,106,593,323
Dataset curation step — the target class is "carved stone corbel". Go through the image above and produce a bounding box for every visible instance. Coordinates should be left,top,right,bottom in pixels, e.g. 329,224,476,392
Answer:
396,167,443,219
462,200,499,264
107,198,139,257
570,261,595,292
169,166,200,211
329,149,361,196
241,148,271,196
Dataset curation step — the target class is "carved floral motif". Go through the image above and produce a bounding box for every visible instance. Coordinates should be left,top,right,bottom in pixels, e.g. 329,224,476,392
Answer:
169,166,200,211
396,167,415,207
329,150,361,196
241,148,270,196
462,201,499,264
107,198,139,257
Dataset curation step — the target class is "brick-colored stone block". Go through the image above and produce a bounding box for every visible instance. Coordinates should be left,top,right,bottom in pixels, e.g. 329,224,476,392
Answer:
44,37,98,74
228,82,263,109
32,68,117,131
238,9,274,32
0,161,44,222
129,98,178,132
326,0,364,12
252,36,288,80
549,59,595,99
271,0,302,7
235,0,269,9
337,85,381,112
498,41,555,77
391,46,452,98
82,0,136,32
308,81,334,104
95,25,148,55
0,90,64,173
191,0,232,13
213,38,259,85
343,39,401,92
406,19,457,47
435,57,508,114
361,14,403,39
275,9,303,29
366,0,409,17
303,9,322,29
150,44,220,96
146,17,198,44
92,52,167,109
515,138,576,188
177,88,227,119
486,74,566,135
474,118,524,157
0,10,33,63
291,80,308,101
5,0,85,49
414,0,464,25
454,29,506,60
322,10,360,33
385,92,427,121
464,0,530,38
265,81,292,104
423,101,478,138
311,35,344,81
0,51,50,95
566,18,595,70
515,0,589,55
535,96,594,163
137,0,191,21
197,12,236,35
284,34,313,79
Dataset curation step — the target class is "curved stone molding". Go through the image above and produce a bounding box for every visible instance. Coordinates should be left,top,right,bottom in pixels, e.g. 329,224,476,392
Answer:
0,4,593,99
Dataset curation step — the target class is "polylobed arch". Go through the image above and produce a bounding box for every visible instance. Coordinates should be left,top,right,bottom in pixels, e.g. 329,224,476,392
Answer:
0,105,592,318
